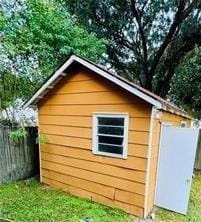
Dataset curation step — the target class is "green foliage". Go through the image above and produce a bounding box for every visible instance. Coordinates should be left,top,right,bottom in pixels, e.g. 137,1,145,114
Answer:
6,0,107,75
36,134,49,144
157,174,201,222
0,0,107,111
170,47,201,119
62,0,201,96
0,175,201,222
0,118,13,127
9,128,27,144
0,178,132,222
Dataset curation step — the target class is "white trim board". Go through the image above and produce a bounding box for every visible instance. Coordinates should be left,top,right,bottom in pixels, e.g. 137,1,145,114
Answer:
144,106,156,218
92,113,129,159
24,54,162,108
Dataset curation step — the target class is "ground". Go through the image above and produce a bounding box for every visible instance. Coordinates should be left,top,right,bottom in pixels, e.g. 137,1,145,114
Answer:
0,174,200,222
0,177,131,222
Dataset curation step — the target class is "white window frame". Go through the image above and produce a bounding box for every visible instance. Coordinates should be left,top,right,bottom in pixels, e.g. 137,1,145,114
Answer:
92,113,129,159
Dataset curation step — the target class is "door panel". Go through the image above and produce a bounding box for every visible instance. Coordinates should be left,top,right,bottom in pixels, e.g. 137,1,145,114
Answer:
155,125,199,214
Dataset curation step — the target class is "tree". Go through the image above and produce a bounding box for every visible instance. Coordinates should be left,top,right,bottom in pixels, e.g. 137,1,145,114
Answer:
62,0,201,97
169,47,201,119
0,0,107,113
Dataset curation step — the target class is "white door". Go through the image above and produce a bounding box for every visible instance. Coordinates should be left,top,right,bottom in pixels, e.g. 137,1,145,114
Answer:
155,124,199,214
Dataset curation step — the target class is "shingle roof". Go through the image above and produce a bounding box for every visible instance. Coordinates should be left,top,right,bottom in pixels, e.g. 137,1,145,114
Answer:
24,53,190,118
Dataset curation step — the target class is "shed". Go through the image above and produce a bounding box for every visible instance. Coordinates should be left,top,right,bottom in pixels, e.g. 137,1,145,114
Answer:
24,54,199,218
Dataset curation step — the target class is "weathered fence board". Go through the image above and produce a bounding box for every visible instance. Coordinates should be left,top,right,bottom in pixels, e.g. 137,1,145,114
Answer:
0,127,39,184
194,129,201,171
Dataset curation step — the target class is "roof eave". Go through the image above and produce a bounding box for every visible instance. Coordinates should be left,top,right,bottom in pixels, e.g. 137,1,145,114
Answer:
23,55,162,109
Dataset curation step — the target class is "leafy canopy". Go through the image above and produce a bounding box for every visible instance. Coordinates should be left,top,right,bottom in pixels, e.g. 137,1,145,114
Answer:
0,0,107,111
62,0,201,97
170,47,201,119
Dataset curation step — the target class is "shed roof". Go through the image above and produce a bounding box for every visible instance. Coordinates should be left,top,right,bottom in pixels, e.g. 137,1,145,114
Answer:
24,54,190,118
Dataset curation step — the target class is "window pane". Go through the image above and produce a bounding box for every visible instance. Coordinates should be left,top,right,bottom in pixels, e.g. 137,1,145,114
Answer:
99,144,123,155
98,135,123,145
98,117,124,126
98,126,124,135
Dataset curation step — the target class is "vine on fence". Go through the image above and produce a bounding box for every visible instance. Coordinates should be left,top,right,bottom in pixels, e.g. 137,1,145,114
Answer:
9,128,27,145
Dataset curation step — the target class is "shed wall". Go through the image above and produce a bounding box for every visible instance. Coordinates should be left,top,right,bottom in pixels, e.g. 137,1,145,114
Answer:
38,68,152,217
145,111,191,216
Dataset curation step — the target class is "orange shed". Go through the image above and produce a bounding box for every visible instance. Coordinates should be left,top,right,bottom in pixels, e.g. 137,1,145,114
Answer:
25,54,198,218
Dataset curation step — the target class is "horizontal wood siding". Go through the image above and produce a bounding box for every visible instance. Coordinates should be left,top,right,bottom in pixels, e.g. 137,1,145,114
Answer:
159,111,191,126
39,125,149,144
145,111,191,216
41,145,146,182
38,69,152,217
39,105,150,118
39,115,150,131
42,176,144,217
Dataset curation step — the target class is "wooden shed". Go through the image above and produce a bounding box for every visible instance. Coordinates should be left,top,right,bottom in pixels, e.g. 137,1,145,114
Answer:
24,54,199,218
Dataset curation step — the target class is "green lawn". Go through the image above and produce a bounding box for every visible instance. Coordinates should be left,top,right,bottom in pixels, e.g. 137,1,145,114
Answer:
0,175,200,222
0,178,132,222
156,173,201,222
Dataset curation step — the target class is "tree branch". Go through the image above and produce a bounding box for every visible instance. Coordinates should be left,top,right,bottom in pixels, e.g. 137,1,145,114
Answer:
149,2,185,75
155,30,201,97
130,0,149,87
182,0,200,19
149,0,197,78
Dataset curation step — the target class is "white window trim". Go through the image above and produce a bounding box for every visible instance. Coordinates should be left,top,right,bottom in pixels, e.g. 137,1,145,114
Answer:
92,113,129,159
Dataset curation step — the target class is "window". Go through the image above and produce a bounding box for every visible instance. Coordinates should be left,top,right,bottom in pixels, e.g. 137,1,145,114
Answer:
180,121,187,128
92,113,129,158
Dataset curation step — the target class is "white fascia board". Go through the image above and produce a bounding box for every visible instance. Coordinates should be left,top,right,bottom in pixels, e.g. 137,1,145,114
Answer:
23,56,75,108
24,54,162,108
73,56,162,108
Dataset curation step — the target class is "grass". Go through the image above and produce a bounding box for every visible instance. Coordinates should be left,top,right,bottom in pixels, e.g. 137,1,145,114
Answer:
0,178,132,222
156,173,201,222
0,175,200,222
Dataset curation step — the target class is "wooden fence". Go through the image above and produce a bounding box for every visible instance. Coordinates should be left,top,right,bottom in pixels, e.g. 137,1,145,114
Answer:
194,129,201,171
0,127,39,184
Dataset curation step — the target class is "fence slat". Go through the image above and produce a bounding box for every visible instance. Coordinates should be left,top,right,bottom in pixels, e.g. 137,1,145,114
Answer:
0,126,39,184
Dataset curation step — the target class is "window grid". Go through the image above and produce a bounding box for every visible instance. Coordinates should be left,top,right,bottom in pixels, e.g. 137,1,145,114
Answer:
97,133,124,138
92,113,129,159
